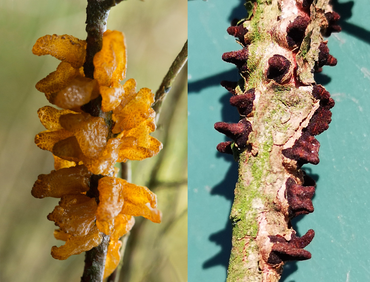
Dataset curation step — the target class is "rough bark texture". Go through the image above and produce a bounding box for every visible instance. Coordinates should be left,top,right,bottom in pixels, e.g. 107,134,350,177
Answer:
215,0,340,281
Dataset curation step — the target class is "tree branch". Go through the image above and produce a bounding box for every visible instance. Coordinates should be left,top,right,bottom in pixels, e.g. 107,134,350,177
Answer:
81,1,126,281
152,40,188,119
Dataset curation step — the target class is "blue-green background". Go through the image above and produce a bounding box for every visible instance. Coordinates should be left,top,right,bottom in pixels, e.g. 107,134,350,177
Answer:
189,0,370,281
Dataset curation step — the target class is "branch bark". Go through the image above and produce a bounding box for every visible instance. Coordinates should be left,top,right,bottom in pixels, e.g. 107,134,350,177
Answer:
152,40,188,120
216,1,340,281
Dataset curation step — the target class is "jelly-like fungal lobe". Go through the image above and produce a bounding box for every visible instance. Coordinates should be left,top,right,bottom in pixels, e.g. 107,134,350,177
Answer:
103,240,122,278
215,0,340,281
47,194,98,237
32,34,86,68
112,214,135,240
100,82,125,112
93,30,127,87
52,136,85,163
83,137,123,175
35,129,74,152
52,76,100,110
37,106,76,131
59,112,108,158
51,225,103,260
96,177,125,235
112,87,155,133
119,179,162,223
35,62,81,98
53,155,77,170
32,165,91,198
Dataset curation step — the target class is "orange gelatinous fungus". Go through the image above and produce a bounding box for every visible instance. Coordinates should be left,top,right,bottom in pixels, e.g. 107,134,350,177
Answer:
32,34,86,68
93,30,127,87
47,194,98,237
51,225,103,260
114,78,138,112
117,120,162,161
103,240,123,279
82,137,123,175
54,229,71,241
117,138,162,162
37,106,76,131
123,119,156,146
35,62,81,99
32,28,163,271
100,77,138,113
111,214,135,241
52,76,100,110
100,82,125,112
53,155,77,170
59,112,108,158
35,129,74,152
119,179,161,223
96,177,125,235
32,165,91,198
112,88,155,133
52,136,84,163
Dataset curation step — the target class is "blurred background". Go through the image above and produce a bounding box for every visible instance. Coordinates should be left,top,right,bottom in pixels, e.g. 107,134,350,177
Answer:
0,0,187,281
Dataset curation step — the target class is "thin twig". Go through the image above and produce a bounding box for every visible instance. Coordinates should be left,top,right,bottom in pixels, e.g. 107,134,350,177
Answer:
81,0,125,281
148,66,187,189
152,40,188,120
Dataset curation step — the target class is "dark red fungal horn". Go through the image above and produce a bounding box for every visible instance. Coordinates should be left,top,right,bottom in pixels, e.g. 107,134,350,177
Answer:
214,119,252,150
216,141,233,154
267,54,291,83
227,24,248,44
285,177,315,217
316,42,337,71
306,84,335,135
229,88,255,116
268,229,315,265
312,84,331,100
220,80,238,95
222,48,249,73
282,131,320,166
286,16,310,48
306,105,333,136
324,11,341,36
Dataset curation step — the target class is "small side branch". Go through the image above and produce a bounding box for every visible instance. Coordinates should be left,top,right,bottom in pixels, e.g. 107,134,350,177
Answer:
152,40,188,117
81,235,111,282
